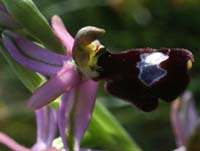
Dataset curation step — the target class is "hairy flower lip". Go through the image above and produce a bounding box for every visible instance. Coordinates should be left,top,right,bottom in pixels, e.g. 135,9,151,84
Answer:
95,48,193,112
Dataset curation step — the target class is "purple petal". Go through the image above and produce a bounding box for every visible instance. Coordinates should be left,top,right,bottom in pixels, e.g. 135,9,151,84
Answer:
35,108,48,142
74,80,98,149
51,15,74,56
171,99,187,146
58,91,76,150
46,108,57,146
32,107,57,151
28,63,81,109
58,80,98,151
182,92,198,136
2,32,62,76
0,132,32,151
15,34,70,66
4,30,69,66
171,91,198,147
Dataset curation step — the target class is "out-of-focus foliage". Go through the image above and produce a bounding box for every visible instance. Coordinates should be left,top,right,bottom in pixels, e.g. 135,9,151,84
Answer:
0,0,200,151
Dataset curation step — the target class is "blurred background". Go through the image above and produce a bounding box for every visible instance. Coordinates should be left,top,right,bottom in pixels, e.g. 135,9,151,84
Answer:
1,0,200,150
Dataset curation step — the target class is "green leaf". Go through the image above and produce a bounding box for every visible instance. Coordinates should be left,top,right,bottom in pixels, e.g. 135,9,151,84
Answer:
2,0,65,54
82,100,142,151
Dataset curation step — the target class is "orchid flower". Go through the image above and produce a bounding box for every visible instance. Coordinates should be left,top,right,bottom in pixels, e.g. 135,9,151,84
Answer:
171,91,200,151
1,14,194,151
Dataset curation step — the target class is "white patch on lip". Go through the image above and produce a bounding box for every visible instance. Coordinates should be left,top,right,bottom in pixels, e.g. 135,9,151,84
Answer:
137,52,169,86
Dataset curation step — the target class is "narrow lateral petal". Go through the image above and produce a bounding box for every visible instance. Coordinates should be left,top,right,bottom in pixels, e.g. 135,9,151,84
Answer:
57,80,98,151
2,33,62,76
28,63,81,109
51,15,74,56
16,34,70,66
171,91,198,147
171,98,187,146
4,30,69,66
0,132,32,151
35,108,48,142
46,108,57,146
58,91,75,150
74,80,98,149
32,107,57,151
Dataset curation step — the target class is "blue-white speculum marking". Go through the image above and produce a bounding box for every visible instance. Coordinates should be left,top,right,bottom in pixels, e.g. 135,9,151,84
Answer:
137,52,169,87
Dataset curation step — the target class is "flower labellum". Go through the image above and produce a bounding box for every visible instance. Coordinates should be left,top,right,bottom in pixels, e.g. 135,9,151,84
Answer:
97,48,193,111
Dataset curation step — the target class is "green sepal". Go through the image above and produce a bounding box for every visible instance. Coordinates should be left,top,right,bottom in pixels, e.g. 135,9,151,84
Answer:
2,0,65,54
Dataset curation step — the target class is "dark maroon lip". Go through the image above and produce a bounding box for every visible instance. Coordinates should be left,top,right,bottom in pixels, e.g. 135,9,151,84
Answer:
95,48,194,112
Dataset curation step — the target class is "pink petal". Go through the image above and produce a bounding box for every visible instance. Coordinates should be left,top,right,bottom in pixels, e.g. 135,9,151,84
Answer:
16,35,70,66
0,132,31,151
171,91,198,147
2,32,62,76
58,80,98,151
51,15,74,56
58,91,76,150
28,63,81,109
74,80,98,149
46,108,57,146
